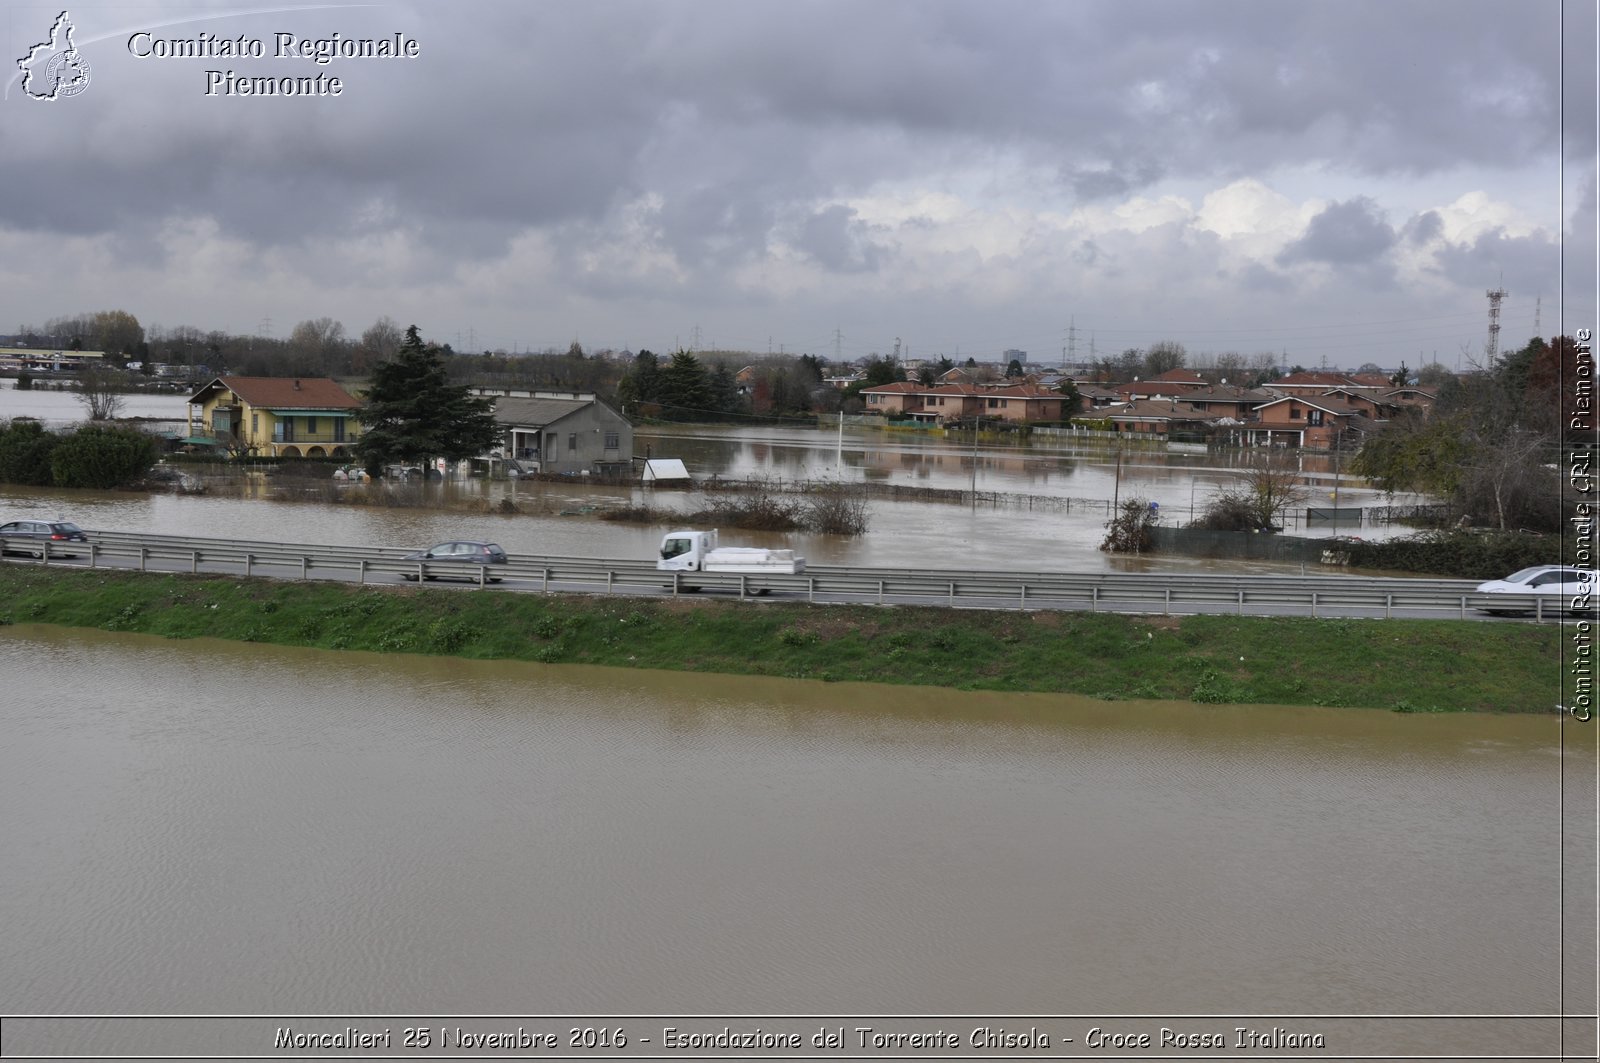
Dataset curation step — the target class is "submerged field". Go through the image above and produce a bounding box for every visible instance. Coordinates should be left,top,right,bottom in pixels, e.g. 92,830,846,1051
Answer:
0,565,1560,712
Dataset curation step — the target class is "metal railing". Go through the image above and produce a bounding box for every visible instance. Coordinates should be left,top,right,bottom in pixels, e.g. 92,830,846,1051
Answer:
0,530,1576,623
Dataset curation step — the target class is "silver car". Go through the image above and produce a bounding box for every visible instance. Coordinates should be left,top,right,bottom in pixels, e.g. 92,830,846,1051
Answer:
400,541,509,582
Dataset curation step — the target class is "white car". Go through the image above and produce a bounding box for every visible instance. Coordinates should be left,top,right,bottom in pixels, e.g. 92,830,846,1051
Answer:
1475,566,1595,616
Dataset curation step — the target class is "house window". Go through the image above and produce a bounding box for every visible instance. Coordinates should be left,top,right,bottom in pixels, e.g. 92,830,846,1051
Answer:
1308,410,1324,426
988,398,999,408
306,416,318,435
546,432,557,456
568,433,577,453
251,413,259,435
604,431,619,450
333,419,345,442
1289,407,1301,420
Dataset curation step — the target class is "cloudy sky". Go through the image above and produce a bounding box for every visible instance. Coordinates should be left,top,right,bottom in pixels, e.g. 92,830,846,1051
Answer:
3,0,1595,369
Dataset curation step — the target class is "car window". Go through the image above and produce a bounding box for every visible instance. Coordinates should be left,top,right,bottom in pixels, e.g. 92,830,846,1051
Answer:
1505,567,1546,584
51,522,83,534
0,522,18,534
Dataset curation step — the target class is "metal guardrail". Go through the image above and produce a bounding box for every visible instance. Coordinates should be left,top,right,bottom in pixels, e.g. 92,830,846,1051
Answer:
0,530,1578,622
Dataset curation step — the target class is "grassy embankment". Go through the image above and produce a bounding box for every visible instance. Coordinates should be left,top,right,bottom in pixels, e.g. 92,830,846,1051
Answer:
0,565,1561,712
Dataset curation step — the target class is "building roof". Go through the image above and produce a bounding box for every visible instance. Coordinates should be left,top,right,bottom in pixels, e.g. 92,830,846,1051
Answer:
1254,394,1364,418
190,376,361,410
1270,371,1360,389
1107,399,1223,423
492,396,605,427
1145,368,1209,385
1175,386,1274,404
984,383,1064,399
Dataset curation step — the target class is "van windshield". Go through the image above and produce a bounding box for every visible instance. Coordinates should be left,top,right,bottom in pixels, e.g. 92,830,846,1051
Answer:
661,538,692,560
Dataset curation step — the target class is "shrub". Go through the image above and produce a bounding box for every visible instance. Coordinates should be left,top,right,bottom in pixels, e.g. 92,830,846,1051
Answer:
1100,497,1161,553
1341,530,1559,579
803,484,870,535
49,425,159,489
1189,493,1265,532
0,419,61,486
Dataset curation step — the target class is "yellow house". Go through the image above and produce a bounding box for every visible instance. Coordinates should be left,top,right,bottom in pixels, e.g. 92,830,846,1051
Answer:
186,376,363,458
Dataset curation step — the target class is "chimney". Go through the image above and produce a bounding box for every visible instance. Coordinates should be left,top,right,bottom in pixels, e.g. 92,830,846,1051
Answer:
292,378,301,390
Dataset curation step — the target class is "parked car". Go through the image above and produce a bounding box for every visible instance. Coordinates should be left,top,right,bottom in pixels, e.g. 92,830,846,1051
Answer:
400,541,509,582
1475,565,1595,616
0,519,89,559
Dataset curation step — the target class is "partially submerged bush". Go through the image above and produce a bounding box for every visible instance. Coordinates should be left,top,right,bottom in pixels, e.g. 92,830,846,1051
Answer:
1101,497,1161,553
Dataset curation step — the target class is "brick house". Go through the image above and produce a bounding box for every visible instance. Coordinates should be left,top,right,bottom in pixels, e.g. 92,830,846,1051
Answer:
859,381,1063,423
1248,395,1364,449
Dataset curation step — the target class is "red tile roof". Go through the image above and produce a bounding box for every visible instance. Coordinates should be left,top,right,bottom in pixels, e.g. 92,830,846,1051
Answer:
194,376,362,410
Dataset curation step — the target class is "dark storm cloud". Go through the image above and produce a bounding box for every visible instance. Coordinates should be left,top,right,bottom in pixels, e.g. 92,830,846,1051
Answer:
1430,227,1562,296
1278,197,1397,265
1404,210,1444,246
796,205,883,272
2,0,1570,258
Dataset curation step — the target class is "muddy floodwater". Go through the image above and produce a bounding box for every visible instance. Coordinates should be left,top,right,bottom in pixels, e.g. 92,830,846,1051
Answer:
2,626,1592,1052
0,385,1427,575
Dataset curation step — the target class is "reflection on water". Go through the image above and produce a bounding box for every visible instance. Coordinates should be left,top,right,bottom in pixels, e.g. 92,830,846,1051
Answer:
1,625,1588,1020
0,416,1427,574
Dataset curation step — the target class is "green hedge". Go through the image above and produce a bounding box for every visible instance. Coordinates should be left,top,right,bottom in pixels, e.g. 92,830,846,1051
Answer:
1342,530,1560,578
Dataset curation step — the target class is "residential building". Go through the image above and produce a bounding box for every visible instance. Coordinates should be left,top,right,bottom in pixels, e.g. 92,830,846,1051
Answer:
491,395,632,475
186,376,363,457
1105,399,1221,439
859,381,1063,423
1248,395,1365,449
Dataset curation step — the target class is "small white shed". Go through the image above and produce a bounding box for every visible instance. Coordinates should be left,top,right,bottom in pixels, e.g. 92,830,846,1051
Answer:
642,458,691,483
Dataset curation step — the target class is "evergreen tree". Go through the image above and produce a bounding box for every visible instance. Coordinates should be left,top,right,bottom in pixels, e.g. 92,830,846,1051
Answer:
617,350,662,411
708,363,742,420
657,350,712,420
355,325,503,477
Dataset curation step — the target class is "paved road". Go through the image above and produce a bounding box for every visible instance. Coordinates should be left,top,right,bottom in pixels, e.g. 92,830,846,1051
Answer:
3,537,1570,626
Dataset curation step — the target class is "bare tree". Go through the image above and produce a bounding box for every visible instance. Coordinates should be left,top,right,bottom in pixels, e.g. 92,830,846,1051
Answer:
75,365,126,420
1143,340,1187,377
1204,451,1310,530
91,310,144,358
288,317,348,375
354,316,403,372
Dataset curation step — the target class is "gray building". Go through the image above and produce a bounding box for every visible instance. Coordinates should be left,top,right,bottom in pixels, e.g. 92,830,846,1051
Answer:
490,394,633,475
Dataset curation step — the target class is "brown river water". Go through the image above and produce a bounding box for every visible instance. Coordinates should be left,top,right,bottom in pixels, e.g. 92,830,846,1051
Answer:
2,385,1591,1060
1,626,1593,1059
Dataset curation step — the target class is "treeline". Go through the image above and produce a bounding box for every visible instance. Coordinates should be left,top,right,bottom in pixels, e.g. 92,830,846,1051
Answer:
17,310,845,420
0,420,159,489
616,349,831,422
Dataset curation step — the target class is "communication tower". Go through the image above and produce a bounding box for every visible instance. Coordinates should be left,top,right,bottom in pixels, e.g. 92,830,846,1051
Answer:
1486,287,1508,362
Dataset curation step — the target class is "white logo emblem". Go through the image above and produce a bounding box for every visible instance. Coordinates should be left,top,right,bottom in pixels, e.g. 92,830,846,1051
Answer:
17,11,91,101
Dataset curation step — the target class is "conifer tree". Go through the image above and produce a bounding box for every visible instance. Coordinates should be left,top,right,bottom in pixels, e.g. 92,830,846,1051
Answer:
355,325,502,477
